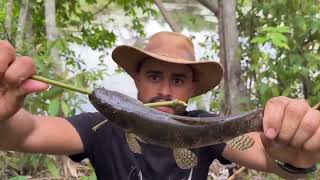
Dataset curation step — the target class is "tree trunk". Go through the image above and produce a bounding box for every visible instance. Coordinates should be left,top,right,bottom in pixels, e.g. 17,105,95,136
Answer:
197,0,218,16
5,0,14,40
301,53,312,99
44,0,61,74
154,0,181,32
25,1,34,56
217,0,250,115
16,0,30,50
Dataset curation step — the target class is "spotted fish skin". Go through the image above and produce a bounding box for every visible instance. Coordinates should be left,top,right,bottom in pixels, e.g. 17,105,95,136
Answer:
173,148,198,169
89,88,264,149
226,135,255,151
126,133,198,170
126,133,142,154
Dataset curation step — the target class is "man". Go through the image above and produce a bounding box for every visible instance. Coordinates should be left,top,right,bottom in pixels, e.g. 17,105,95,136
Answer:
0,31,319,180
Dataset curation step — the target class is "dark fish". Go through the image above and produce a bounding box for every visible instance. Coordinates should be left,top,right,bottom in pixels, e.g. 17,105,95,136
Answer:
89,88,265,169
89,88,264,148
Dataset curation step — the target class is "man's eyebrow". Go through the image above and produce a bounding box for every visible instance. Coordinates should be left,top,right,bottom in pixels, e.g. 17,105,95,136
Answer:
146,70,162,74
172,73,187,78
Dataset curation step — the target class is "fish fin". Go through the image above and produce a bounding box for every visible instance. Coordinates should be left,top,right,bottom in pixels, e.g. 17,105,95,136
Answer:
126,133,142,154
133,134,146,143
226,135,255,151
173,148,198,169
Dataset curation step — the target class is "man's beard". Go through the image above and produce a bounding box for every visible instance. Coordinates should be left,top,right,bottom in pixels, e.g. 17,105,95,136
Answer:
149,95,172,103
137,93,186,115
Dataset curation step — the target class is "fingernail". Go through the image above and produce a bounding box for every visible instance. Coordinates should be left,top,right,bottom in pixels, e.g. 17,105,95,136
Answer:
18,77,26,84
266,128,277,139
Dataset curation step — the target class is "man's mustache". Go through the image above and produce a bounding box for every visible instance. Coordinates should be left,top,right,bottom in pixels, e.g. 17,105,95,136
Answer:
149,95,172,103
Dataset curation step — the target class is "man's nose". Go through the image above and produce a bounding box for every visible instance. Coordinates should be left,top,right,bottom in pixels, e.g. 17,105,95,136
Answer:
158,80,172,96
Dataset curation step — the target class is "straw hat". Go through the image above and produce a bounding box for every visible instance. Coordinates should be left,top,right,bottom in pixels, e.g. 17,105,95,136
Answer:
112,31,223,97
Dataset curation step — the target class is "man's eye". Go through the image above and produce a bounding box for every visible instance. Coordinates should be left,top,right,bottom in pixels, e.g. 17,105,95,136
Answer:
149,75,160,81
174,78,184,85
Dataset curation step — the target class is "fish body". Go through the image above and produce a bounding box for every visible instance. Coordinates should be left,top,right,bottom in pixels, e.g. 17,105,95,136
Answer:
89,88,264,149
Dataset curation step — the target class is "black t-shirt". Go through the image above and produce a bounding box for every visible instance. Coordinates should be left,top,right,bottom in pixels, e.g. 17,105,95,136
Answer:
67,110,229,180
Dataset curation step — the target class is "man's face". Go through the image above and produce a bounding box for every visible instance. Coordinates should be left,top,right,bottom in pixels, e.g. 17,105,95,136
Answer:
133,59,196,114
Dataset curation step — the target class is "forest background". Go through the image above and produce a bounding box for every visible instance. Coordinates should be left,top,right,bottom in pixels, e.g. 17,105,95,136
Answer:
0,0,319,179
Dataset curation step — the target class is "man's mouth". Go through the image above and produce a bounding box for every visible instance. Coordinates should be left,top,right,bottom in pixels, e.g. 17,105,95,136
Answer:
152,100,174,114
148,98,175,114
155,106,174,114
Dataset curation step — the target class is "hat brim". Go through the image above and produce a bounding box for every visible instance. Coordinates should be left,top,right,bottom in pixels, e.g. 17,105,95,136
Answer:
112,45,224,97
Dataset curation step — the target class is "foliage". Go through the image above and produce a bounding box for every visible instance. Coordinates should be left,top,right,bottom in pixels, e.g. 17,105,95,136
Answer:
0,0,319,179
0,0,154,178
237,0,320,107
169,7,215,31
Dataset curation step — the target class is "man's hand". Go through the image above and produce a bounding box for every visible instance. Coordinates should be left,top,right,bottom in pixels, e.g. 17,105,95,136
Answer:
0,40,48,121
262,96,320,168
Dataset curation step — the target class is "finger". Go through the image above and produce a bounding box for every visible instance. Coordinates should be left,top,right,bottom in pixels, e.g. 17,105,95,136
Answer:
290,109,320,148
20,79,49,94
0,41,15,80
3,56,36,88
0,87,26,120
264,96,290,139
303,121,320,152
260,133,293,161
0,80,48,120
277,99,309,144
260,133,307,167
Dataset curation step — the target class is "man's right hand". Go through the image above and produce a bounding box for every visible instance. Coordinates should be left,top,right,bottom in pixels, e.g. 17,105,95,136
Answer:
0,41,48,121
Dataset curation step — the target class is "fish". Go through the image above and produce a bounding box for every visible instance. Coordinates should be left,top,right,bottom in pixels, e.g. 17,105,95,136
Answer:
89,88,264,169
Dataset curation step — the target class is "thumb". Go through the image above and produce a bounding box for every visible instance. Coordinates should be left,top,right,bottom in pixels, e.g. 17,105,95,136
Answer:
263,97,290,140
20,79,49,94
260,133,272,148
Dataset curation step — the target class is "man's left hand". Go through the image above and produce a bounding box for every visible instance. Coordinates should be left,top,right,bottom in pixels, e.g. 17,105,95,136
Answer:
262,96,320,168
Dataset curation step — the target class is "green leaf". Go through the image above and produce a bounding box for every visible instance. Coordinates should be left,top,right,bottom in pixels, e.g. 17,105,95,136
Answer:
42,87,64,99
281,87,292,96
274,26,290,33
46,158,60,177
293,16,306,32
80,173,97,180
48,99,60,116
9,176,28,180
61,100,70,116
251,36,267,44
300,67,310,76
261,26,290,33
310,19,320,34
312,84,320,94
271,86,280,96
269,32,288,49
88,173,97,180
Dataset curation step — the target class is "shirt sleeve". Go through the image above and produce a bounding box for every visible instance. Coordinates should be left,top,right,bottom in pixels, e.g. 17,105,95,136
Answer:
189,110,232,165
216,144,232,165
66,112,107,162
207,143,231,165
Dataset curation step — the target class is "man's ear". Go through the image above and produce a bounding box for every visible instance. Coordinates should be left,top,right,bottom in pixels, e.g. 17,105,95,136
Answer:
190,82,197,97
133,73,140,87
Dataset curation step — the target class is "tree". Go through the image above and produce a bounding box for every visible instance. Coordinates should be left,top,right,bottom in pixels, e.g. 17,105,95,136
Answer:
154,0,181,32
237,0,320,106
4,0,13,39
44,0,60,74
0,0,156,178
198,0,250,114
16,0,30,50
197,0,218,16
